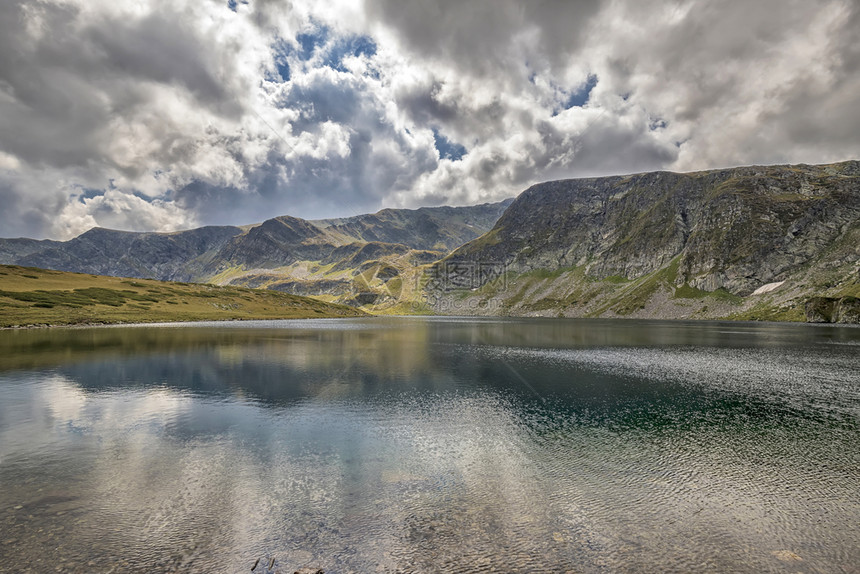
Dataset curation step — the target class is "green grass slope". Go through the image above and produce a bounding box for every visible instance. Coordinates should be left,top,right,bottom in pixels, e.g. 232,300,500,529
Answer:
0,265,365,328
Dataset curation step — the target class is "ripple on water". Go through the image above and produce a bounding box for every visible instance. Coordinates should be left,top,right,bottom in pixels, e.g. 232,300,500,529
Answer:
0,320,858,573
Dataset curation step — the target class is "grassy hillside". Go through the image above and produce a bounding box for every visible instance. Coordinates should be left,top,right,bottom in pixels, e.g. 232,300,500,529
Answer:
0,265,365,328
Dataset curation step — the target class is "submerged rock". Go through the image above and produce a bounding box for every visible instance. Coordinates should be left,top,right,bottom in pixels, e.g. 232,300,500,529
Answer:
771,549,803,562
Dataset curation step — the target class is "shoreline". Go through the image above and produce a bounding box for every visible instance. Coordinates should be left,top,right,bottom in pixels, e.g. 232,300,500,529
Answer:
0,314,370,330
4,313,858,331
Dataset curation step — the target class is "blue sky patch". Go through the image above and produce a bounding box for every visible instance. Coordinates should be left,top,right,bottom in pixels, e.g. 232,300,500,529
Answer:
273,57,290,82
74,187,104,203
296,25,331,61
323,35,378,72
267,38,295,83
433,128,467,161
272,28,376,77
563,74,598,110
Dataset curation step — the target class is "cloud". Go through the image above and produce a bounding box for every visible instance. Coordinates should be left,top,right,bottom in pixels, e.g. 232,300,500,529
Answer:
364,0,603,79
0,0,858,239
587,0,860,171
0,0,265,237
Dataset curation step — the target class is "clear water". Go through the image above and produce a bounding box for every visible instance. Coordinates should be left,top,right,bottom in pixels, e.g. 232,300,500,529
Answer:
0,317,858,573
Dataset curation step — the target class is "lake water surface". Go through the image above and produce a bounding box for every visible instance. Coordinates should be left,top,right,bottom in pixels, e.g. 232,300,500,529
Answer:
0,317,858,573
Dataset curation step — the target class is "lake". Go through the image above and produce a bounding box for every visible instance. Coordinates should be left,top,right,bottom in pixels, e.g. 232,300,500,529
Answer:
0,317,858,573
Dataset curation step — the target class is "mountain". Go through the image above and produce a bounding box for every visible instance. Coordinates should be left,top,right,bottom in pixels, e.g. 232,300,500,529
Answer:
312,200,514,251
427,161,860,322
207,216,347,272
0,201,513,310
0,238,62,262
3,165,858,323
12,226,244,282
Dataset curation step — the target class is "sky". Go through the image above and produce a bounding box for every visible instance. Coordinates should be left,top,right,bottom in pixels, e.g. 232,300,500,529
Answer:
1,0,858,240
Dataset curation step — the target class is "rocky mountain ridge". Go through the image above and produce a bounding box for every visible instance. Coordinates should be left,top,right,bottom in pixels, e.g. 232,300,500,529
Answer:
1,163,858,323
432,161,859,322
0,201,512,309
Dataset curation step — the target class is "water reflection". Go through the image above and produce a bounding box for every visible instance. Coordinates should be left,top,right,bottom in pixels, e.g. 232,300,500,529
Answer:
0,318,858,573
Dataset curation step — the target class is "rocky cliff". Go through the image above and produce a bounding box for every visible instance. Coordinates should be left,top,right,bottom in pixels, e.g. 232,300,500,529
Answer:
428,161,860,322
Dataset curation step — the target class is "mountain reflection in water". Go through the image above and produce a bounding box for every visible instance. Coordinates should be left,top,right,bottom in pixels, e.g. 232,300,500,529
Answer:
0,318,858,573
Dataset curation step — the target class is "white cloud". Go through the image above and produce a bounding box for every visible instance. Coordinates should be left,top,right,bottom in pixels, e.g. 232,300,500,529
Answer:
1,0,858,239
